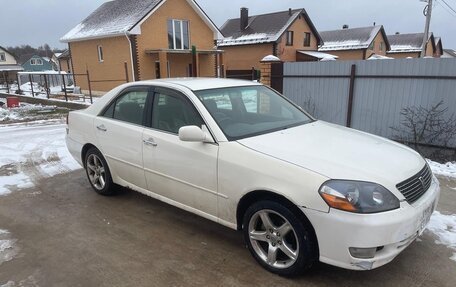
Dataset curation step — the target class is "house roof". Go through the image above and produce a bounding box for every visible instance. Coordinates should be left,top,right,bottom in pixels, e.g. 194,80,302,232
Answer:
443,49,456,57
0,64,24,72
218,8,322,47
319,25,390,52
297,51,338,60
387,32,434,53
57,49,70,59
61,0,221,43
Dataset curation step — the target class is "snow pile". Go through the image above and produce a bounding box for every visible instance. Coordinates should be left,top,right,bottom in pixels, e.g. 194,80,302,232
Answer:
427,159,456,179
0,102,66,124
19,82,46,94
426,211,456,262
0,229,19,265
0,124,81,195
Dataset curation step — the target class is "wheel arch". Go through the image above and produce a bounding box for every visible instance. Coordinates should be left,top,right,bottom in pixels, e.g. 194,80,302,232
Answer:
236,190,319,249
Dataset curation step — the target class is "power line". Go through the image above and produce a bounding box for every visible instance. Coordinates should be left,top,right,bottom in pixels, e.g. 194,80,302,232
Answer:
436,0,456,17
440,0,456,14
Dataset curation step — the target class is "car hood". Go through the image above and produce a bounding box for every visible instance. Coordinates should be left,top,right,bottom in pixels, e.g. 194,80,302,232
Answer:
237,121,425,190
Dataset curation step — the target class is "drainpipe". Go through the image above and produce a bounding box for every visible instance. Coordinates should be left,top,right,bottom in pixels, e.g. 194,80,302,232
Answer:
125,32,136,82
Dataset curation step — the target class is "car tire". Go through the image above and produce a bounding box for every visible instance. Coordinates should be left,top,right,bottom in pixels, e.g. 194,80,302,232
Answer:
84,147,117,196
243,200,318,276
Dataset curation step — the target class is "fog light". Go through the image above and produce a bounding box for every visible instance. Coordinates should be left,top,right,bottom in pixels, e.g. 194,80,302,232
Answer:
349,247,377,259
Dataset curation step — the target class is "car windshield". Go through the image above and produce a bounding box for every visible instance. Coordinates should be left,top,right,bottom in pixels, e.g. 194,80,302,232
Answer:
195,85,313,140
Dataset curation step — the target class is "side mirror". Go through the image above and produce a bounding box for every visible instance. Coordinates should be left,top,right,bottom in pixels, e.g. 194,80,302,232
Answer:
178,126,214,143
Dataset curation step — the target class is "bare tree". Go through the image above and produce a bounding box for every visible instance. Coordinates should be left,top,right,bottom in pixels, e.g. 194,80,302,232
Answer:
391,101,456,161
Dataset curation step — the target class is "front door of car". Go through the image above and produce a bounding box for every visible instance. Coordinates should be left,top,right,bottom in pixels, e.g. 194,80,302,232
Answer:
94,87,150,190
142,87,218,217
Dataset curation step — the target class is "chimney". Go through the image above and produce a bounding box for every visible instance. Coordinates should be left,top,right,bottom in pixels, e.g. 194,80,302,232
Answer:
342,24,349,29
289,8,292,16
240,7,249,31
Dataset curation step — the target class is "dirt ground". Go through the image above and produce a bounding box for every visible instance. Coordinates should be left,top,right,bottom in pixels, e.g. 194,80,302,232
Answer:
0,170,455,287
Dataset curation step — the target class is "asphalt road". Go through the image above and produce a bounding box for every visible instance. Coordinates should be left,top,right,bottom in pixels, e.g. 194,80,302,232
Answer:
0,170,455,287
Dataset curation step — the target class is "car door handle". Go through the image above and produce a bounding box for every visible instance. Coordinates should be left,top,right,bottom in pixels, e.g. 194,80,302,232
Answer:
96,125,107,132
143,138,158,147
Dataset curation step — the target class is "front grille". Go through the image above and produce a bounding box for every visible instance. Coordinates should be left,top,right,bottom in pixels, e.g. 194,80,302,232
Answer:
396,164,432,204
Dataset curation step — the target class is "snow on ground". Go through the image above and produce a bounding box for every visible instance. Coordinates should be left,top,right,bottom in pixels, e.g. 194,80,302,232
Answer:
0,124,81,196
426,211,456,262
0,100,68,124
427,159,456,179
0,229,19,266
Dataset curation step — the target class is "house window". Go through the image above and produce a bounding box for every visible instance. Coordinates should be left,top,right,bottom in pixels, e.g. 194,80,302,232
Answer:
303,32,311,47
168,19,190,50
286,31,294,46
30,59,36,65
379,42,384,52
0,53,5,61
36,59,43,65
97,45,104,62
369,41,375,50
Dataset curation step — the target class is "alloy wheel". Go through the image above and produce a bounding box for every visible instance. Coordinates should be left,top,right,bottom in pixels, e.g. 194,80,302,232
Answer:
86,154,106,190
248,209,299,269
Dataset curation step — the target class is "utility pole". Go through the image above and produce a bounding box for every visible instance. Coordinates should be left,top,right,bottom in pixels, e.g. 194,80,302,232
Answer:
421,0,433,57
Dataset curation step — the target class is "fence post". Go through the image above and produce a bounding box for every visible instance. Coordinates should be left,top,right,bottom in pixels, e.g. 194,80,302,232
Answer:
29,74,34,97
124,62,129,83
5,72,9,94
62,74,68,102
346,64,357,128
16,73,21,94
86,70,93,104
44,74,50,99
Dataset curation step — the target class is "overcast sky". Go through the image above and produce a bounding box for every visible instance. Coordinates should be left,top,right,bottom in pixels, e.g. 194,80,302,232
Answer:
2,0,455,49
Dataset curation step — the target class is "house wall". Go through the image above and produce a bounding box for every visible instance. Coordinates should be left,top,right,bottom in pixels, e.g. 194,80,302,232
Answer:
425,40,435,57
276,15,319,62
136,0,216,79
388,52,421,59
22,55,53,72
220,43,273,70
0,49,17,65
365,32,388,58
69,36,133,92
324,50,365,61
59,58,73,73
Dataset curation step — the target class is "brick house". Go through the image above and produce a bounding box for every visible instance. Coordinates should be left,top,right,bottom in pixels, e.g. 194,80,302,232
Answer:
318,25,391,60
61,0,222,93
217,8,324,71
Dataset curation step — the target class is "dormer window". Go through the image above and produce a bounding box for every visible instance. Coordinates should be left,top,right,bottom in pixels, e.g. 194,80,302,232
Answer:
168,19,189,50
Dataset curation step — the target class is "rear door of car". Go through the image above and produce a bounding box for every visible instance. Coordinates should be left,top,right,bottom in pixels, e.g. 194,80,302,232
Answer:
142,87,219,217
94,86,151,189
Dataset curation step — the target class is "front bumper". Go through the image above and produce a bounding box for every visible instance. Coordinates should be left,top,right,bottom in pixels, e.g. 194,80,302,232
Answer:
302,176,440,270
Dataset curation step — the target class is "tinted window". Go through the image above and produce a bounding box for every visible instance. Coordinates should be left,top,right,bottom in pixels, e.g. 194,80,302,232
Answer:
152,89,203,134
103,90,148,125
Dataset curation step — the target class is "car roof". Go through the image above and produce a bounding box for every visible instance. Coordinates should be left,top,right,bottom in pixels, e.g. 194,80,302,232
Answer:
134,77,262,91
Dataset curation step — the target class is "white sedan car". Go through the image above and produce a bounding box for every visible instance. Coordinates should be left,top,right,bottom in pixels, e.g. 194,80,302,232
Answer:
66,78,439,276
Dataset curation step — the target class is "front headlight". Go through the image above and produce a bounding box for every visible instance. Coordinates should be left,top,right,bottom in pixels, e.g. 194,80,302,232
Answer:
319,180,400,213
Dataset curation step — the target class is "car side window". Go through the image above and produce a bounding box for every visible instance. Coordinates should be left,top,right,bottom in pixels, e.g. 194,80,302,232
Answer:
103,90,148,125
151,89,204,134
